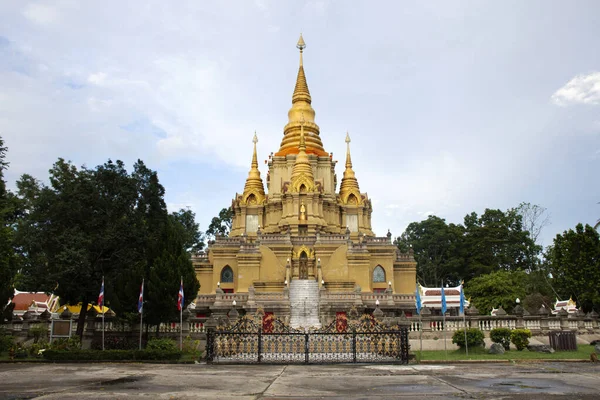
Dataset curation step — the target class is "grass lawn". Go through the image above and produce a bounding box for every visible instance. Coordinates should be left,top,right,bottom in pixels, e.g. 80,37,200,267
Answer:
414,344,596,361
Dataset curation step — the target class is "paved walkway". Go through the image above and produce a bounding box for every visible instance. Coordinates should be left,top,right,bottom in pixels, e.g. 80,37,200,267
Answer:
1,362,599,399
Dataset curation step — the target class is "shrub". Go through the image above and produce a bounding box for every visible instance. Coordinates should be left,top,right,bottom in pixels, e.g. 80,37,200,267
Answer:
29,326,48,343
49,335,81,351
452,328,485,348
182,335,201,358
490,328,512,350
0,332,14,352
42,349,182,361
510,329,531,351
147,337,177,351
91,335,136,350
28,340,49,357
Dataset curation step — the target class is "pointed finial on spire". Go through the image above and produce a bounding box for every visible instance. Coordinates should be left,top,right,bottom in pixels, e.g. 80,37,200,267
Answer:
345,131,352,169
297,34,306,66
251,131,259,169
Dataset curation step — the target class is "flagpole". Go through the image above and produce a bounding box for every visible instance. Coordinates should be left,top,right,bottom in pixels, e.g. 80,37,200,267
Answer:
180,276,183,351
461,283,468,357
442,281,446,360
139,279,144,351
139,309,143,351
463,310,468,357
101,276,105,351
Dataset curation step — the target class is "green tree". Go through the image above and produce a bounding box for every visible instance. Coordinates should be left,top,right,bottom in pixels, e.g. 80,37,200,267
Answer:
14,159,145,336
462,208,540,279
0,138,18,320
464,270,528,315
395,216,465,286
206,207,233,238
546,223,600,312
170,208,205,254
145,219,200,333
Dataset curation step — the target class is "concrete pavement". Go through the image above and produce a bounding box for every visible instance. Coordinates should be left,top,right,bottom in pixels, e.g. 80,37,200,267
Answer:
0,362,599,399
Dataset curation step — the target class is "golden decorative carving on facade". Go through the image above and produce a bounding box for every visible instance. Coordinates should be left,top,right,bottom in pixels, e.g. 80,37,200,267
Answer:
299,202,307,221
241,132,266,205
290,119,316,193
294,245,314,259
276,34,327,156
339,132,363,205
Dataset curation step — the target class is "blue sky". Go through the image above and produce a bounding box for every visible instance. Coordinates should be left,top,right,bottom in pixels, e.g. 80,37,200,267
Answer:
0,1,598,248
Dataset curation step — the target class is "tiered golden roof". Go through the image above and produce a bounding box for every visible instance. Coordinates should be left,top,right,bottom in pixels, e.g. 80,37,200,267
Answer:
290,118,316,192
241,132,265,204
277,34,327,157
339,132,362,205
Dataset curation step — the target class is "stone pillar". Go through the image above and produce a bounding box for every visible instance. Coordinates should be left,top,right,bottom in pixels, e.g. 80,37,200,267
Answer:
421,306,432,333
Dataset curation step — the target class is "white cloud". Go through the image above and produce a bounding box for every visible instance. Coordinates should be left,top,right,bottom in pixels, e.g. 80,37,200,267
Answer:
87,72,107,85
22,3,59,25
551,72,600,106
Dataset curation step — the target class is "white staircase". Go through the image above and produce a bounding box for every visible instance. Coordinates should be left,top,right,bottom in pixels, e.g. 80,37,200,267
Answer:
289,280,321,329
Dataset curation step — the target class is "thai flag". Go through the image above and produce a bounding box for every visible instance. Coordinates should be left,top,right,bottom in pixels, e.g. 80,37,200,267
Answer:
177,278,184,311
97,277,104,307
441,285,447,315
138,279,144,314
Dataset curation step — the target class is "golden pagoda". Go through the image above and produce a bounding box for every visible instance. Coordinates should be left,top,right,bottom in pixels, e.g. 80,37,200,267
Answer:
193,35,416,325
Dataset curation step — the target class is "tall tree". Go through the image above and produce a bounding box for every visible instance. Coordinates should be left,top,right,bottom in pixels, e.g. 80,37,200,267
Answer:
396,216,465,286
170,208,205,254
515,202,551,245
546,223,600,312
464,270,528,315
206,207,233,238
145,218,200,332
462,208,540,278
0,138,18,320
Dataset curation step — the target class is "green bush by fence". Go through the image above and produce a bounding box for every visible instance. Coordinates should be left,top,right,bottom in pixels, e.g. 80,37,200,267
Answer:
42,349,182,361
451,328,485,348
510,329,532,351
490,328,512,350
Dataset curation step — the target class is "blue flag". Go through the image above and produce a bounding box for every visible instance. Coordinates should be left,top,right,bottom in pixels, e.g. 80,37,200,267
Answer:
459,284,465,315
441,285,447,315
415,284,422,315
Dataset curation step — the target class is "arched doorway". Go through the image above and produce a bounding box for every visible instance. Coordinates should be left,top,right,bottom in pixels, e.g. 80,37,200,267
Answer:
299,251,309,280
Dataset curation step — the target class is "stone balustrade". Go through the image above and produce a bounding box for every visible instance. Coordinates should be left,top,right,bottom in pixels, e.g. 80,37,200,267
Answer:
364,236,391,244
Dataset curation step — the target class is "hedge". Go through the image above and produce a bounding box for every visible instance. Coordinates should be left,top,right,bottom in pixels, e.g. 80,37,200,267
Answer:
43,349,182,361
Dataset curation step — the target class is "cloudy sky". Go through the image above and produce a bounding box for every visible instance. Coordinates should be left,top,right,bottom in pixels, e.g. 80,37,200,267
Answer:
1,1,599,248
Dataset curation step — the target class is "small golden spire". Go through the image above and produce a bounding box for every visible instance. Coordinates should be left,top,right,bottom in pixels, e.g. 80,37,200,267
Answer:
290,113,315,192
345,131,352,169
339,131,361,204
242,131,265,205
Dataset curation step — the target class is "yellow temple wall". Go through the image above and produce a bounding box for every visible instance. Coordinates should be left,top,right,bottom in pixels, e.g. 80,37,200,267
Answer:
258,246,286,282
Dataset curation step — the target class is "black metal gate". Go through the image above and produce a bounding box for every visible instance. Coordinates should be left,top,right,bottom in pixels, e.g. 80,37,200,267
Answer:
206,313,409,364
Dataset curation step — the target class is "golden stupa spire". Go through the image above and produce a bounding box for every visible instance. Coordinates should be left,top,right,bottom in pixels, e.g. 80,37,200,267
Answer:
276,34,327,157
242,132,265,205
339,132,361,204
290,114,315,192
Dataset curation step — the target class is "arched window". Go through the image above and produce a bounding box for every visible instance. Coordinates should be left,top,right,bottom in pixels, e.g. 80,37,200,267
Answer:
373,265,385,283
221,266,234,283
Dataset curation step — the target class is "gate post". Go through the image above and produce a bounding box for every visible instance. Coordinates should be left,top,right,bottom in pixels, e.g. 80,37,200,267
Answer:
206,329,214,362
258,330,262,363
352,330,357,363
305,333,309,364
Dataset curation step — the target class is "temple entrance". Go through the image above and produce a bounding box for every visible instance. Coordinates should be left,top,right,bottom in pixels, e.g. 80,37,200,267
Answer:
299,251,309,279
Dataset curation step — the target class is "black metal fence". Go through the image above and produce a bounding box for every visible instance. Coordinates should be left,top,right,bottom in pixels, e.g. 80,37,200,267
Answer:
206,313,410,364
